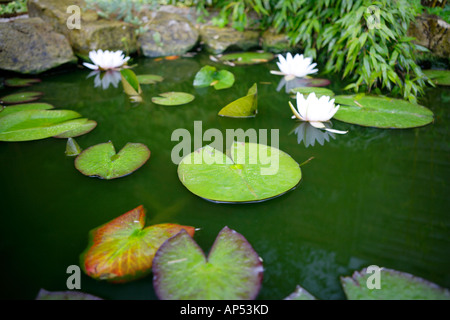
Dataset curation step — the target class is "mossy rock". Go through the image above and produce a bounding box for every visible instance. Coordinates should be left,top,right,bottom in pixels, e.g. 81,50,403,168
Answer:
199,25,260,54
0,17,76,74
261,29,300,53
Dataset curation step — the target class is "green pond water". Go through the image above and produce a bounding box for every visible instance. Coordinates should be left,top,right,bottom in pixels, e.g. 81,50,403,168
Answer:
0,54,449,300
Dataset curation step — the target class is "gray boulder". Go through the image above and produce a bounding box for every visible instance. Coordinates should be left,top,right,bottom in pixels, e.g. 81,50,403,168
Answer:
199,25,260,54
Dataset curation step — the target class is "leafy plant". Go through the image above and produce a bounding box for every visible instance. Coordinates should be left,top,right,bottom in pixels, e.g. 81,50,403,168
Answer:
0,0,27,16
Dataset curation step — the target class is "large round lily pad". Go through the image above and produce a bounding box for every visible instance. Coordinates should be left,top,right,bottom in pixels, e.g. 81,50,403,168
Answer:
218,83,257,118
81,205,195,283
0,91,43,105
0,103,54,119
153,226,263,300
218,52,274,65
178,142,301,203
333,95,434,129
53,119,97,138
193,65,235,90
152,92,195,106
341,267,450,300
74,141,150,180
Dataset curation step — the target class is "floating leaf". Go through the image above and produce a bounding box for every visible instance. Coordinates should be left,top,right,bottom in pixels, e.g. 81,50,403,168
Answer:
4,78,41,88
0,103,54,119
152,92,195,106
423,69,450,86
153,226,263,300
0,109,93,142
218,83,257,118
120,69,142,96
136,74,164,84
36,289,103,300
291,87,335,98
65,138,82,157
284,285,317,300
75,141,150,179
0,92,43,105
193,65,235,90
333,95,434,128
53,119,97,138
81,205,195,283
218,52,274,65
178,142,301,203
341,267,450,300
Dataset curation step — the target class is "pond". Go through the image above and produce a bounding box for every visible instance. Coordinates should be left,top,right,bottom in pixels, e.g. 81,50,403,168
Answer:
0,53,449,300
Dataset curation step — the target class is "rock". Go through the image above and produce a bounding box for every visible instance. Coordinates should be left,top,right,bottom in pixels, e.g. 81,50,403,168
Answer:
137,11,199,58
27,0,137,55
408,14,450,59
261,29,300,53
199,25,260,54
0,17,76,74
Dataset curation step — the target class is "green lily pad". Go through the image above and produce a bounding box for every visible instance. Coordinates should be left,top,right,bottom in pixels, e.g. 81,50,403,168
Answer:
137,74,164,84
284,285,317,300
178,141,301,203
218,52,274,65
0,91,43,105
53,119,97,138
152,92,195,106
4,78,41,88
120,69,142,96
65,138,82,157
36,289,103,300
290,87,335,98
153,226,263,300
0,103,54,119
81,205,195,283
341,267,450,300
218,83,257,118
0,109,93,142
74,141,150,180
333,95,434,129
423,69,450,86
193,65,235,90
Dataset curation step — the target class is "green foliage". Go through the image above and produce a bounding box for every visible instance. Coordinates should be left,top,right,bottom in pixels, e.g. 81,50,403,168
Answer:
0,0,27,16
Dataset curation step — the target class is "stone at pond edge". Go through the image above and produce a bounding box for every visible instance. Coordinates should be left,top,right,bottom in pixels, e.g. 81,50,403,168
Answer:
138,11,199,58
0,17,76,74
261,29,301,54
199,25,260,54
27,0,137,55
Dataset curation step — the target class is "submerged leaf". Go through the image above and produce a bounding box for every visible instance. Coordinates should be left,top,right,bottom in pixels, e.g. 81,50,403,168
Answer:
152,92,195,106
74,141,150,179
81,205,195,283
0,91,43,105
193,65,235,90
137,74,164,84
4,78,41,88
291,87,335,98
218,83,258,118
333,95,434,128
178,142,301,203
153,226,263,300
218,52,274,65
423,69,450,86
36,289,102,300
341,267,450,300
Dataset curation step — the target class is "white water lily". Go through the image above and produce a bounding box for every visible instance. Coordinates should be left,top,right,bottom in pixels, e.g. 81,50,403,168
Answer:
270,53,318,80
83,49,130,71
289,92,347,134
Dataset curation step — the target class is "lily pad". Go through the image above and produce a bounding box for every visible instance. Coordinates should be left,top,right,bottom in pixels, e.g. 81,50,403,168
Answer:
137,74,164,84
218,52,274,65
36,289,103,300
284,285,317,300
153,226,263,300
0,109,93,142
81,205,195,283
193,65,235,90
120,69,142,96
290,87,335,98
423,69,450,86
218,83,257,118
74,141,150,180
178,141,301,203
0,91,43,105
4,78,41,88
0,103,54,119
65,138,82,157
333,95,434,129
53,119,97,138
341,267,450,300
152,92,195,106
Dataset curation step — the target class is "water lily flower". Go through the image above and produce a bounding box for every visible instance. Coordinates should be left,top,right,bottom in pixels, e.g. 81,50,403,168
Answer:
289,92,347,134
83,49,130,71
270,53,318,80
